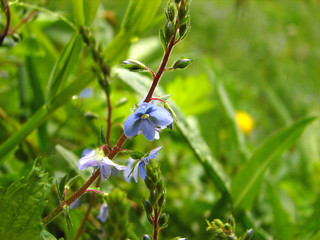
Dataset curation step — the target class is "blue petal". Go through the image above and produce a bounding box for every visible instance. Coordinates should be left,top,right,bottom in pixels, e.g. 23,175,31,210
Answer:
102,157,127,170
132,161,141,183
124,114,141,137
135,102,154,115
97,203,109,223
142,119,156,141
124,158,135,183
81,148,94,157
99,163,111,181
149,107,173,127
142,146,163,163
78,150,99,170
139,162,146,180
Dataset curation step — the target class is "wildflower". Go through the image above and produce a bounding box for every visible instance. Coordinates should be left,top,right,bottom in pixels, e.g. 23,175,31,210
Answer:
97,203,109,223
78,149,127,181
235,111,254,134
124,102,173,141
131,146,162,182
123,158,135,183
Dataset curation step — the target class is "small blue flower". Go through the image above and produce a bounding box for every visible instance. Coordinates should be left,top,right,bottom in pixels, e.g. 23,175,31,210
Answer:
124,103,173,141
97,203,109,223
131,146,163,182
78,149,127,181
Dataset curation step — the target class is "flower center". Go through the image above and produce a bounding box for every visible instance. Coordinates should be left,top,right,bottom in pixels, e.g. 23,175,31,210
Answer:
140,113,150,119
96,150,105,161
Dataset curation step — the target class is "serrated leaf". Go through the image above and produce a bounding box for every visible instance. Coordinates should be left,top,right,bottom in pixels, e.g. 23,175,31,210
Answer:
231,117,316,209
114,68,231,195
46,33,82,103
0,158,51,240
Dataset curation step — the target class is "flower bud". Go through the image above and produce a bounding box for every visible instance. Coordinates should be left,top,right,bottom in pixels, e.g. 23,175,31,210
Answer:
243,229,254,240
214,219,224,228
227,215,236,229
166,3,177,22
158,213,169,227
122,59,148,72
143,199,153,215
164,21,175,43
173,57,192,69
143,235,152,240
158,192,166,208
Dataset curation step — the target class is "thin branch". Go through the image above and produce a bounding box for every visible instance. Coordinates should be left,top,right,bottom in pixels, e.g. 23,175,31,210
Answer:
8,10,36,35
0,0,11,46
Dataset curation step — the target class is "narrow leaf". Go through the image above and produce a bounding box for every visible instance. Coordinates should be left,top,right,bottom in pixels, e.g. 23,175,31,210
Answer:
231,117,316,209
84,0,100,25
46,33,82,103
100,125,107,145
0,158,51,240
71,0,85,26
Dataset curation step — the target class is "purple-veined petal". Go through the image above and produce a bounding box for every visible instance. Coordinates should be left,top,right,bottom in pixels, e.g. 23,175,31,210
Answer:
149,107,173,127
142,146,163,163
81,148,94,157
78,151,99,170
142,119,156,141
124,114,141,137
97,203,109,223
132,161,141,183
139,162,146,180
102,157,127,170
100,163,111,181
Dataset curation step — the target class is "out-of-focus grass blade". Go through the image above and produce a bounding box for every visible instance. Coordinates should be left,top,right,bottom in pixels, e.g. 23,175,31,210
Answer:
266,182,295,240
84,0,100,25
71,0,85,26
216,81,249,160
104,0,162,66
0,72,95,164
115,68,231,195
46,33,82,103
26,57,48,151
231,117,317,209
55,145,90,180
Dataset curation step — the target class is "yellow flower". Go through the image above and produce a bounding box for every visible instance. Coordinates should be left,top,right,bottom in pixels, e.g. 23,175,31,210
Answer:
235,111,254,134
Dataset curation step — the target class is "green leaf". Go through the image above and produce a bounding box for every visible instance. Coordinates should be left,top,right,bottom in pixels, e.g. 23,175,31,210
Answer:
100,125,107,145
115,68,231,195
71,0,85,26
0,71,95,163
266,182,295,240
231,117,317,209
55,145,91,180
216,81,249,160
103,0,162,66
84,0,100,25
46,33,82,103
39,230,57,240
0,158,51,240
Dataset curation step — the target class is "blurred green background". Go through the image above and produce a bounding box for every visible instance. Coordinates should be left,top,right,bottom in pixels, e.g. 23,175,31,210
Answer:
0,0,320,239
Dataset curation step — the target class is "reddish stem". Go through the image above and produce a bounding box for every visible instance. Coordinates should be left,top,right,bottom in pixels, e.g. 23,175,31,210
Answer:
8,10,36,35
148,98,167,104
153,204,159,240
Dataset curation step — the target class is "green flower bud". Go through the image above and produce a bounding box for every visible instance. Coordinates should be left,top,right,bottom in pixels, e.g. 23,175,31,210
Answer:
156,180,165,195
175,0,181,4
214,219,224,228
122,59,148,72
166,2,177,21
143,199,153,216
143,235,152,240
224,223,232,231
164,21,175,43
158,213,169,227
228,215,236,229
158,192,166,208
173,56,192,69
178,2,189,21
242,229,254,240
145,176,154,190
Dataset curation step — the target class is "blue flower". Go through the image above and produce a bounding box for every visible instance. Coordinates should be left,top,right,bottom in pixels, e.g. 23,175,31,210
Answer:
97,203,109,223
78,149,127,181
131,146,162,182
124,103,173,141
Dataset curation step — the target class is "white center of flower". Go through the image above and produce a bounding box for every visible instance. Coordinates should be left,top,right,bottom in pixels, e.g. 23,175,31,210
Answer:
96,150,105,161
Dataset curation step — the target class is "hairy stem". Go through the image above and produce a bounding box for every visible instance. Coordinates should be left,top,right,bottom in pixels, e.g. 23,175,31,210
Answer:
153,204,160,240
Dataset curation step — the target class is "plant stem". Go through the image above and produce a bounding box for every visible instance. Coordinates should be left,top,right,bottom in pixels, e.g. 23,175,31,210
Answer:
73,177,101,240
0,0,11,46
106,93,112,144
42,3,183,225
153,204,159,240
8,10,36,35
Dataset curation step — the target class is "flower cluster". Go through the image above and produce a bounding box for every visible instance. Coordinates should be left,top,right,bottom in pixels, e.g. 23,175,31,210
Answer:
124,102,173,141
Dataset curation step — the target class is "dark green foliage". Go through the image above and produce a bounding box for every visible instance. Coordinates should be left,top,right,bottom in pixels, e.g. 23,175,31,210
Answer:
0,158,51,240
